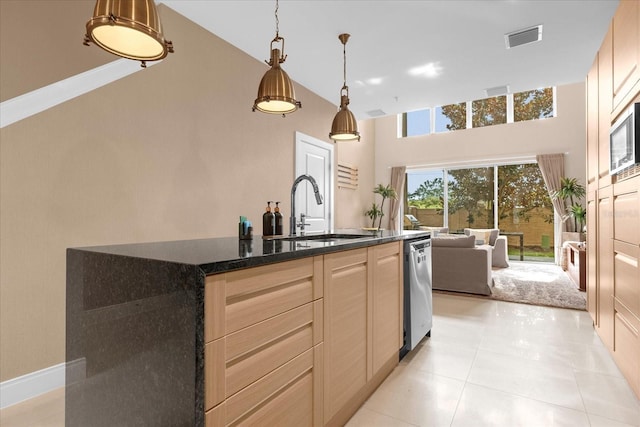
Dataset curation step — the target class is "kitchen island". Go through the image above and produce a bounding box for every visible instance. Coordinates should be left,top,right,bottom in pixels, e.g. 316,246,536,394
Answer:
66,229,428,426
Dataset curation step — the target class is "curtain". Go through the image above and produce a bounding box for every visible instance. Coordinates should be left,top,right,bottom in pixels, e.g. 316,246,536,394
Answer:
536,153,565,263
388,166,406,231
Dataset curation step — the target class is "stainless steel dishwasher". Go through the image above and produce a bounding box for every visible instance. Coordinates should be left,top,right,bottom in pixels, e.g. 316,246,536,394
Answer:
400,236,433,359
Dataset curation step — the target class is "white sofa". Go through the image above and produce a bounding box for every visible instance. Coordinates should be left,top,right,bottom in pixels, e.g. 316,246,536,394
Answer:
431,234,492,296
464,228,509,268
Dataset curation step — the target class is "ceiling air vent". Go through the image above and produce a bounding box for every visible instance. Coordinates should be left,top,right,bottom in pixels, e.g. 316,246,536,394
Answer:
485,85,510,97
366,109,386,117
505,25,542,49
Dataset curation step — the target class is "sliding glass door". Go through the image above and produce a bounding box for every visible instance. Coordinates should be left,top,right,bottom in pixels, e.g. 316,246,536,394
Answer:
447,167,494,233
406,162,554,262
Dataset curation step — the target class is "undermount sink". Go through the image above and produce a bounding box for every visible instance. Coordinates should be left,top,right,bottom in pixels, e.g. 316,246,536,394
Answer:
272,233,374,243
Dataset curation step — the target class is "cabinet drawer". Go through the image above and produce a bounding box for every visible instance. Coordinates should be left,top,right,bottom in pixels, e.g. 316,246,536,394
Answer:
206,345,322,427
613,304,640,398
613,187,640,245
614,240,640,316
205,257,322,341
206,300,322,408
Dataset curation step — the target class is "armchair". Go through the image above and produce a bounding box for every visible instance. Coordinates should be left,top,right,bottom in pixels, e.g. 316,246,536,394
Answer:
464,228,509,268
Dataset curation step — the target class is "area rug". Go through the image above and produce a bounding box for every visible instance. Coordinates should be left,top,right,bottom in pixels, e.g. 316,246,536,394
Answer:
490,262,586,310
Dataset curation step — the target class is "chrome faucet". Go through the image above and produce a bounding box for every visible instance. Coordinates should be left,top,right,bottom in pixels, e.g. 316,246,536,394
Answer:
290,174,323,236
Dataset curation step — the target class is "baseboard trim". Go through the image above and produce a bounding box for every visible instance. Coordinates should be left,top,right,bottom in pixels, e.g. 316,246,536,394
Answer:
0,358,85,409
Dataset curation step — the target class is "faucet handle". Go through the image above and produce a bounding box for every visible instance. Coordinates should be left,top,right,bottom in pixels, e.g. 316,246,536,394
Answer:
297,213,311,231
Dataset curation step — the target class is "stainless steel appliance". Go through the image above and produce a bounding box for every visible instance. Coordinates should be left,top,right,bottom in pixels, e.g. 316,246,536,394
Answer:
400,236,433,359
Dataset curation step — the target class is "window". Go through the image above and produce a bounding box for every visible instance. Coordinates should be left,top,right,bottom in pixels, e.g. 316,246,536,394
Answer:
402,109,430,137
472,96,506,128
399,86,555,137
436,102,466,132
514,87,554,122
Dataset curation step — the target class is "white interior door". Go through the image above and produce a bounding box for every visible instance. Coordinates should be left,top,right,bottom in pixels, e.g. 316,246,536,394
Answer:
295,132,334,233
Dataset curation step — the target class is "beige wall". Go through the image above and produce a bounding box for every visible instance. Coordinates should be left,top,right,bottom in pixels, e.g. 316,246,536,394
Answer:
373,83,587,195
0,3,373,381
334,119,376,228
0,0,115,102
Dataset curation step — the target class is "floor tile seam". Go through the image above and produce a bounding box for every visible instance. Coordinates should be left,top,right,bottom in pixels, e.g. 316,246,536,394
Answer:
472,346,577,374
463,379,589,415
357,406,422,427
574,366,640,397
570,365,626,380
586,411,640,427
449,342,483,426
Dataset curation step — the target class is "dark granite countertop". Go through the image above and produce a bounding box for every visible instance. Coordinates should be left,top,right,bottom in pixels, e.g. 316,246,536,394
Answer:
71,229,430,275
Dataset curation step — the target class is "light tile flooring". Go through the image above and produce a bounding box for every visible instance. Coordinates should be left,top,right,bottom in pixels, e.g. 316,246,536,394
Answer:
347,293,640,427
2,293,639,427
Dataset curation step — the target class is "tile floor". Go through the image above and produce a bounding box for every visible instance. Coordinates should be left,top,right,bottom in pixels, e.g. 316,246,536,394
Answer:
347,293,640,427
2,293,639,427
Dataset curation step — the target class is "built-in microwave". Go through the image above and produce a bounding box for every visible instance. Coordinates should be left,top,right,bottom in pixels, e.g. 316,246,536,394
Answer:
609,102,640,175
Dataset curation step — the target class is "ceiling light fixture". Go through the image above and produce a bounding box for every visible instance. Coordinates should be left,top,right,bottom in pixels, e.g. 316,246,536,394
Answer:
329,33,360,142
252,0,301,117
83,0,174,68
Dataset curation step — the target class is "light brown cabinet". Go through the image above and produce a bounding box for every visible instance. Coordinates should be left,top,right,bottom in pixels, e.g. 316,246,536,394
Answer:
587,57,600,190
323,248,368,423
587,191,598,323
204,256,324,426
586,0,640,399
323,242,403,426
204,241,404,426
612,0,640,113
598,27,613,186
370,243,403,377
597,187,615,350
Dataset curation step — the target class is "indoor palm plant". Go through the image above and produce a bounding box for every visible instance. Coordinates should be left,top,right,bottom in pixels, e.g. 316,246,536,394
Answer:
552,177,586,234
364,184,398,230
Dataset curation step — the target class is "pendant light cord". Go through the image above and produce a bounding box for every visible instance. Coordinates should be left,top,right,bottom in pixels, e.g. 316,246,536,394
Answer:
275,0,280,38
343,41,347,89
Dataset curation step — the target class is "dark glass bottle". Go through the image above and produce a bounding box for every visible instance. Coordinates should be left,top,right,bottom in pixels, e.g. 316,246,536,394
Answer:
274,201,283,235
262,201,275,236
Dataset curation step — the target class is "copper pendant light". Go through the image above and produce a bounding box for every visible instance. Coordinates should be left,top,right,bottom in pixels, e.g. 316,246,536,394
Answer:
253,0,301,117
83,0,174,68
329,33,360,142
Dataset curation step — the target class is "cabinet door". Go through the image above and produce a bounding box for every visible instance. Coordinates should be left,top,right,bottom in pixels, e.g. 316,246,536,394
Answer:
323,248,368,422
598,186,615,350
612,0,640,112
598,27,613,187
587,191,598,324
369,242,402,377
587,57,599,190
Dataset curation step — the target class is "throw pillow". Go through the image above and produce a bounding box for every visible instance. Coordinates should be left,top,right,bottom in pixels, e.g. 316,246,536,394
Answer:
464,228,499,246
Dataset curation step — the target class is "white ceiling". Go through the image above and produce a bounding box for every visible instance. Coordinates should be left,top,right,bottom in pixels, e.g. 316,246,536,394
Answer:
159,0,617,119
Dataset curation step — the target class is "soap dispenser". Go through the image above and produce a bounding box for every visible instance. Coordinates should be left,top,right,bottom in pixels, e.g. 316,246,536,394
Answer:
274,202,283,235
263,201,275,236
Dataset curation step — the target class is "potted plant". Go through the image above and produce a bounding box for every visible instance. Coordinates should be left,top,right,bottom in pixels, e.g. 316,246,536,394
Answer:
365,203,383,228
552,177,586,240
364,184,398,230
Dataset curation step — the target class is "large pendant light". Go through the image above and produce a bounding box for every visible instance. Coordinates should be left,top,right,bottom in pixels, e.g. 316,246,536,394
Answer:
83,0,174,68
329,33,360,142
253,0,301,116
